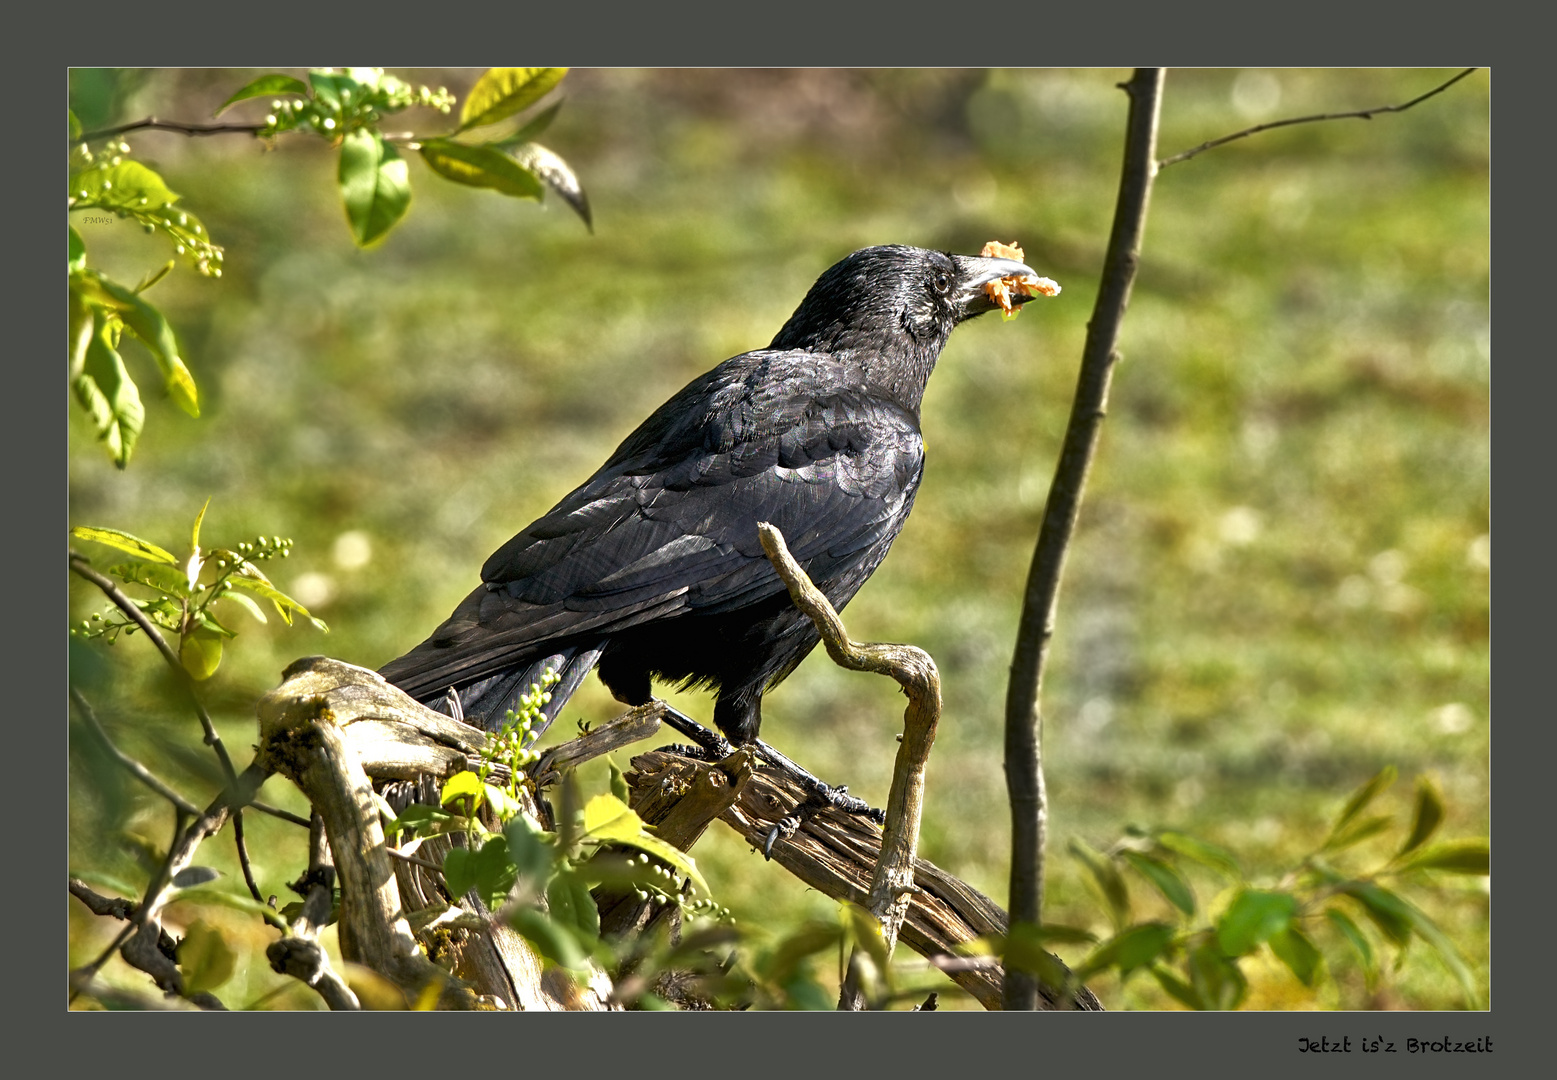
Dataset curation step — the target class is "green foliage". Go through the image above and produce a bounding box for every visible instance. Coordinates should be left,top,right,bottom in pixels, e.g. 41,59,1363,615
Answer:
1019,768,1490,1009
67,68,589,466
71,501,326,680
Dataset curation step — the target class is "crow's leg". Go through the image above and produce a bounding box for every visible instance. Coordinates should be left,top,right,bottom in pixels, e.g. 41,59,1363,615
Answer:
655,703,884,858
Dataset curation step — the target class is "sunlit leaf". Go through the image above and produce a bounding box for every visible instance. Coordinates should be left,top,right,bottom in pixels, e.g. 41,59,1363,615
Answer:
69,108,82,142
1397,777,1446,856
177,920,236,995
508,142,592,229
580,793,709,895
459,67,566,131
504,813,559,889
608,757,630,804
339,129,411,247
135,260,176,294
441,846,475,898
72,314,145,468
69,225,86,272
180,629,224,680
221,589,267,624
71,525,177,565
104,559,190,597
71,160,179,213
1216,889,1296,956
224,574,327,631
71,270,199,417
1121,850,1196,916
216,73,308,116
1326,813,1395,852
1002,920,1084,988
840,901,889,972
419,138,543,200
440,770,485,809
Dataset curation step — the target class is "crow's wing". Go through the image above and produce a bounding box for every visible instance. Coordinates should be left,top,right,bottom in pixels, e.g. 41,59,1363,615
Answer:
381,351,924,697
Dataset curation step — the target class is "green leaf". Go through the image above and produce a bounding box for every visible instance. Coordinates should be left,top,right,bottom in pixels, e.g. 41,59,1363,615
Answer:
69,281,93,374
72,270,199,417
72,315,145,468
224,574,327,631
1069,838,1130,930
339,129,411,247
71,525,178,565
1150,963,1204,1009
221,590,267,624
418,139,544,200
177,920,237,995
1397,839,1490,875
546,869,600,946
1394,894,1480,1007
839,901,889,973
69,225,86,272
441,846,476,898
1397,777,1446,856
508,906,587,970
386,803,456,838
104,559,191,597
504,813,559,889
608,757,631,804
1216,889,1296,956
580,794,709,896
1001,921,1085,988
469,834,518,908
441,770,486,810
459,68,567,131
1121,850,1196,916
508,143,592,229
1079,922,1175,980
1155,830,1242,879
135,260,176,295
494,99,563,147
764,922,844,986
69,108,82,142
1326,766,1396,846
1269,926,1323,987
1188,939,1247,1009
1325,908,1376,980
189,497,211,556
1337,881,1413,946
71,160,179,213
216,73,308,116
307,69,360,111
1325,813,1395,852
179,628,224,680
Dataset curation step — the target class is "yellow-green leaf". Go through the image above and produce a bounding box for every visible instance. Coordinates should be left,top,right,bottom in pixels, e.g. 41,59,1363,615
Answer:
177,920,237,995
441,770,485,808
72,314,145,468
180,629,224,680
459,68,566,131
216,73,308,116
580,793,709,895
339,129,411,247
419,139,543,200
71,525,178,564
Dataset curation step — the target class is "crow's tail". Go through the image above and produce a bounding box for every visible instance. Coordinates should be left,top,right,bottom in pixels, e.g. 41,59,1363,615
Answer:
424,643,605,739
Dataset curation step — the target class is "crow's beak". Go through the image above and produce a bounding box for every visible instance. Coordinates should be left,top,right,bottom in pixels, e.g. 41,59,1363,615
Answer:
953,253,1046,317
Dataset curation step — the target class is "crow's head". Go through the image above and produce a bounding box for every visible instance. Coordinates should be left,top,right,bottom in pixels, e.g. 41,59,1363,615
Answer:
770,244,1045,357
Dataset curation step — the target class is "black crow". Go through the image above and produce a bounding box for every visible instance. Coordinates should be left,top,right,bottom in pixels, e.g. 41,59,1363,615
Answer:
380,245,1049,750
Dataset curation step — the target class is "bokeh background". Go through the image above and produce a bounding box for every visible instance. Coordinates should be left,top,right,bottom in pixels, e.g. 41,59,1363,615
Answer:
68,68,1489,1009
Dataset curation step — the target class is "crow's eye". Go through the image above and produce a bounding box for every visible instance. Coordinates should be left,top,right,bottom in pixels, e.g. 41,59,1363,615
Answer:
932,270,951,294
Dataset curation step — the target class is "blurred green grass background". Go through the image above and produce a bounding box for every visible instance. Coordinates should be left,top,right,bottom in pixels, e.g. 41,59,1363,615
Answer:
68,68,1488,1010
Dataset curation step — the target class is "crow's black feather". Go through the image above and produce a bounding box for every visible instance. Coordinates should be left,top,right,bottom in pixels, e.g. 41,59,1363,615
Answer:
380,244,1043,744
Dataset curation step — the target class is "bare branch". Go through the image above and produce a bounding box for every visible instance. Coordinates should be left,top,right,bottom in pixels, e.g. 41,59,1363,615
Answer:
1159,68,1478,169
1003,68,1164,1011
69,687,200,816
69,552,241,788
73,117,266,146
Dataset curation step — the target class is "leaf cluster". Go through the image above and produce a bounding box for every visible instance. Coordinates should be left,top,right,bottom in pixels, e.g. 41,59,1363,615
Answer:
997,767,1488,1009
71,500,326,681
